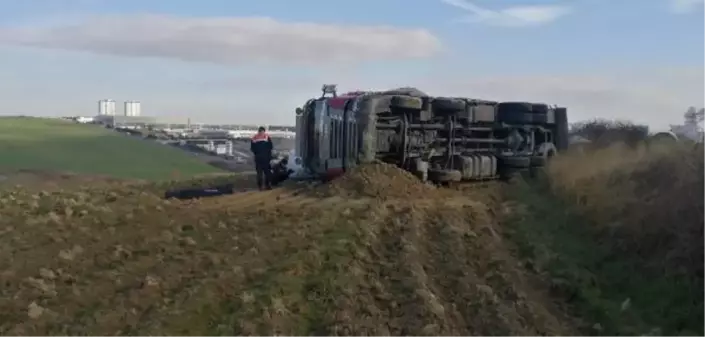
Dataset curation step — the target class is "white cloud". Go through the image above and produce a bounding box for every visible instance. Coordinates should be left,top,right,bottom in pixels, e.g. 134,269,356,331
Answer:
0,61,700,129
0,43,699,128
670,0,705,13
180,67,705,129
440,0,570,27
0,14,442,65
260,66,701,129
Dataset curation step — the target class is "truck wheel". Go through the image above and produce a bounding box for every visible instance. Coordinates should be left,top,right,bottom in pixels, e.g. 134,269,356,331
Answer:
497,102,533,124
499,156,531,168
531,103,549,114
531,113,548,124
532,142,557,167
390,96,423,110
432,97,466,112
427,169,462,183
499,102,532,113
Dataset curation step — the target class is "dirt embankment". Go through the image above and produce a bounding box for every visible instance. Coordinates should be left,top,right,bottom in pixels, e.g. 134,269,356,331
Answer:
0,162,576,335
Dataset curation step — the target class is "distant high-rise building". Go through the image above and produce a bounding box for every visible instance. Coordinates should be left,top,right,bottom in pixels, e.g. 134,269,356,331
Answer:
98,99,116,116
124,101,141,117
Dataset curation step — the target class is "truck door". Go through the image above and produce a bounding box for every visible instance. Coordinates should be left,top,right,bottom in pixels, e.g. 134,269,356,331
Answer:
342,98,359,171
325,101,345,174
295,106,305,159
296,99,317,163
313,99,329,175
301,101,319,171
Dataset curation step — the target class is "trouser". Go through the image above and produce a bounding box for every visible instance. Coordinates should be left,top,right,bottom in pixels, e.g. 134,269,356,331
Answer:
254,159,273,189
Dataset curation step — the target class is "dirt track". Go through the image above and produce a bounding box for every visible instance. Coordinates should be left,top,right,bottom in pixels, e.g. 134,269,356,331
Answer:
0,163,576,335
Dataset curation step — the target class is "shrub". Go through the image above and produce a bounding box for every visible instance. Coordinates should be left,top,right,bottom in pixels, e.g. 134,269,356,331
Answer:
571,119,650,149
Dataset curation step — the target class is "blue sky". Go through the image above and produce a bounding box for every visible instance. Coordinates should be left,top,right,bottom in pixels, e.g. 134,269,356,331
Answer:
0,0,702,128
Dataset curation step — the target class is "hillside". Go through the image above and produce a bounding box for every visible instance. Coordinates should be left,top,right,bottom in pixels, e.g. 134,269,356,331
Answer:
0,140,701,335
0,117,223,181
0,163,577,335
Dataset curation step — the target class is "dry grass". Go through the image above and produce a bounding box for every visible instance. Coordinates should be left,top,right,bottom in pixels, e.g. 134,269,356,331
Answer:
0,162,577,335
498,141,703,335
547,142,704,276
570,119,650,149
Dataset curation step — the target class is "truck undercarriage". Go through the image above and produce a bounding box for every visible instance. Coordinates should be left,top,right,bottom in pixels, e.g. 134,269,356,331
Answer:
379,111,566,180
292,85,569,184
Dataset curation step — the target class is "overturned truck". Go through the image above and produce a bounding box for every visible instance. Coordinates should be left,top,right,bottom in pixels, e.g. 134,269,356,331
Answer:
293,85,569,183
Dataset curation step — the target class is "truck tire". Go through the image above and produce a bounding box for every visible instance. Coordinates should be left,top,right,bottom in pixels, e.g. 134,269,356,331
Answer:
536,142,558,157
531,142,557,167
531,113,548,124
432,97,466,112
531,103,549,114
390,96,423,110
383,87,428,97
427,169,462,182
499,102,532,113
497,102,533,124
499,156,531,168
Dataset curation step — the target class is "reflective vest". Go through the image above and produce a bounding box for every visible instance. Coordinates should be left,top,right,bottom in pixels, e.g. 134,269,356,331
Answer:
251,132,270,142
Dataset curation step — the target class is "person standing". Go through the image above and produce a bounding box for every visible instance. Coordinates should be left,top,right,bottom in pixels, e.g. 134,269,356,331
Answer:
250,126,274,190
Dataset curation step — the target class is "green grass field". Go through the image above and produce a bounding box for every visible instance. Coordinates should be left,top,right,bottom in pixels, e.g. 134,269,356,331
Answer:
0,117,224,180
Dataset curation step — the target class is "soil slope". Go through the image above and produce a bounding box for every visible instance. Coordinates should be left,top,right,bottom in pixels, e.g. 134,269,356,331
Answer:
0,163,575,335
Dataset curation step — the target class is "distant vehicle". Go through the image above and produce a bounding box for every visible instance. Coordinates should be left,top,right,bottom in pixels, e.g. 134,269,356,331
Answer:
287,84,569,183
75,116,95,124
651,111,704,144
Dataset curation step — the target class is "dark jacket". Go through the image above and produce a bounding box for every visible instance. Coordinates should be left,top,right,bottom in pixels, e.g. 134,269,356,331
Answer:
251,132,273,162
